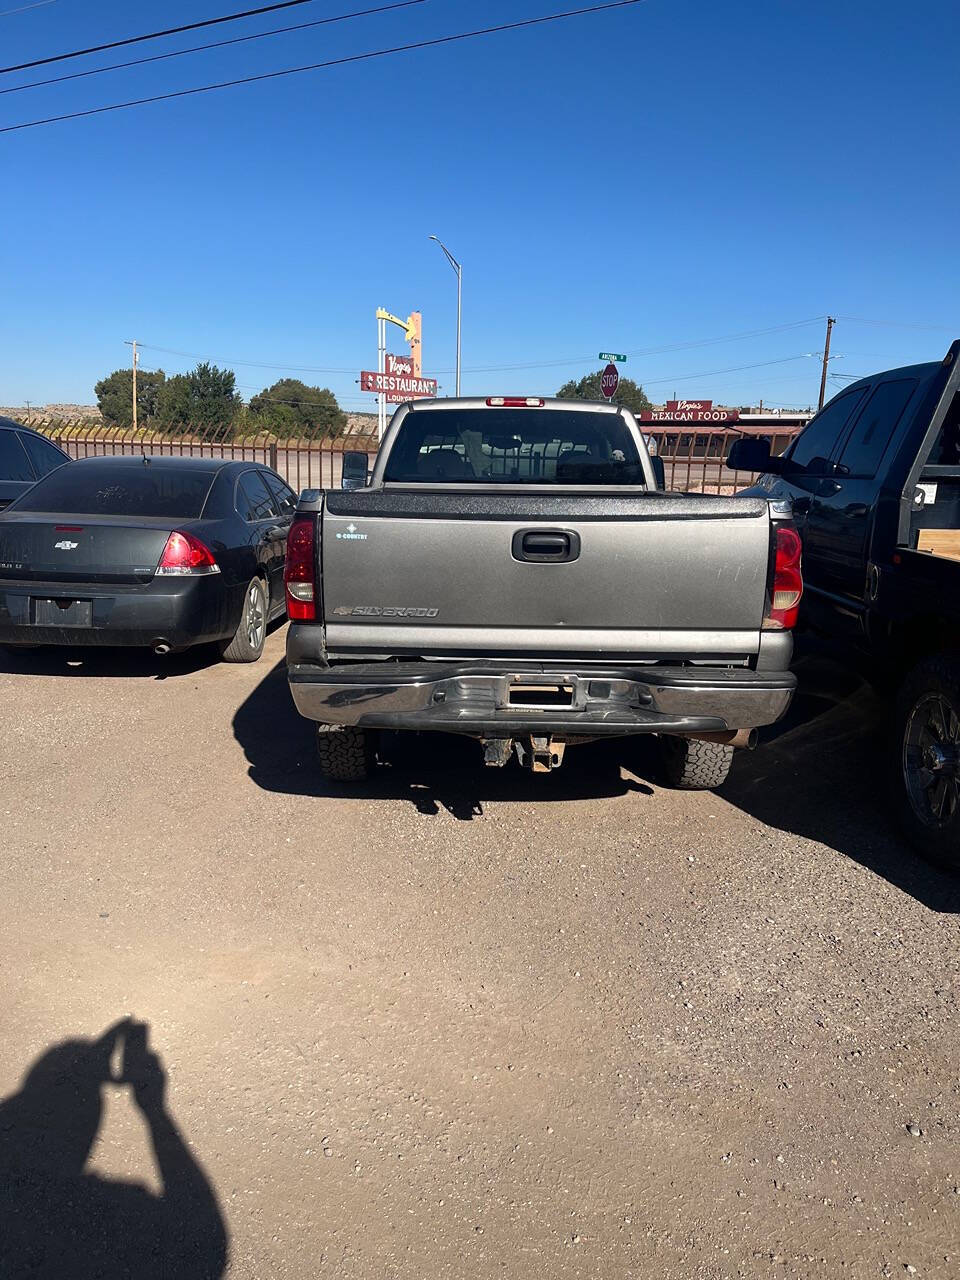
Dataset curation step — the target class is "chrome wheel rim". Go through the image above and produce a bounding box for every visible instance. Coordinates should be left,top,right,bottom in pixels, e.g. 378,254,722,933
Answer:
902,692,960,828
246,582,265,649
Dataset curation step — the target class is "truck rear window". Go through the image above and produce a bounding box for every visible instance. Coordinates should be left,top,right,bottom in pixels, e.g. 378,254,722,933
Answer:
382,409,644,484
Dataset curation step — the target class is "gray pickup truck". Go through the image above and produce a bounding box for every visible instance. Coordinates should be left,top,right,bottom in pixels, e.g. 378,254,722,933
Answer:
284,397,800,788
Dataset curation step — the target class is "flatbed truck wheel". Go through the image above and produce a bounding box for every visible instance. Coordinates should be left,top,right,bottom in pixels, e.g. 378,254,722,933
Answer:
315,724,375,783
659,736,735,790
894,654,960,872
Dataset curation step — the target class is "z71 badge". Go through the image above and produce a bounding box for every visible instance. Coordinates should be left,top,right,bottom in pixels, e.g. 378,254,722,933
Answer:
333,606,439,618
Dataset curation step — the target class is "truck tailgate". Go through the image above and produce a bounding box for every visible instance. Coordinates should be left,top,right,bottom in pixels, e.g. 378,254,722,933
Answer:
321,491,772,659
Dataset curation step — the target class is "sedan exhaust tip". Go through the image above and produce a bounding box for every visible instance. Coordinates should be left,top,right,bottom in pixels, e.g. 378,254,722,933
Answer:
153,641,172,656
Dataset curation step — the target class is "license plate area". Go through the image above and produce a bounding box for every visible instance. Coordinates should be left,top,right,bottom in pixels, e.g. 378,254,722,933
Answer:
506,682,576,709
32,597,93,627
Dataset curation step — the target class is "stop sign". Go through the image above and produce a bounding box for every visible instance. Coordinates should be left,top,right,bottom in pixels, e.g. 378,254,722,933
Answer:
600,362,619,400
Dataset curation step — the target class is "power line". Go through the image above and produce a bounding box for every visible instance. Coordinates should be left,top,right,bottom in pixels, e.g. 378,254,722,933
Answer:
0,0,56,17
835,315,957,334
0,0,646,134
137,319,823,381
1,0,427,98
642,354,817,387
136,362,370,404
623,318,825,360
131,364,374,409
135,318,931,381
138,342,357,374
457,317,826,373
0,0,317,75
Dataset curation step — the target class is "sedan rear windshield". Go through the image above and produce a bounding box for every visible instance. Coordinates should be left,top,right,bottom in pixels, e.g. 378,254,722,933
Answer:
382,408,644,484
12,464,214,518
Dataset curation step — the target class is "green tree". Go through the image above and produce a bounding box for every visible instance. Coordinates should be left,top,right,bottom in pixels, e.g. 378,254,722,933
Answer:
556,371,652,415
94,367,166,429
248,379,347,439
156,362,240,438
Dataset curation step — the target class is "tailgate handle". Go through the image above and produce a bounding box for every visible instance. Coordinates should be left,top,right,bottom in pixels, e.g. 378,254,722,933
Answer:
512,529,581,563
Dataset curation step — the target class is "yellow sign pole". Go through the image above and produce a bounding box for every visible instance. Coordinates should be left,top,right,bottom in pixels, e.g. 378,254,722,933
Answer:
376,308,423,377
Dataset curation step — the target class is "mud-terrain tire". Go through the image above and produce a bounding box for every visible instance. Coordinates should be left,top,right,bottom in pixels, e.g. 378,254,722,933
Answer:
893,654,960,872
659,736,735,790
315,724,374,783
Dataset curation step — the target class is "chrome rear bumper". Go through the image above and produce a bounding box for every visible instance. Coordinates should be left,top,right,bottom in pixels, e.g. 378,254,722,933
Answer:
287,661,795,737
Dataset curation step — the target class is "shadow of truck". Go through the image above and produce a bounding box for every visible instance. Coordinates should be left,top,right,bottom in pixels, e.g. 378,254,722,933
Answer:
720,651,960,914
233,659,653,818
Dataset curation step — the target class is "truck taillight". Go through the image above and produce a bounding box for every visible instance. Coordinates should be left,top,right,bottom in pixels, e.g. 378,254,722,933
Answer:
284,516,316,621
764,525,803,630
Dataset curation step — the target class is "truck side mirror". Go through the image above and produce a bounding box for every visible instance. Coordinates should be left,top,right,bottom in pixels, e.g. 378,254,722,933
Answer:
726,436,779,474
341,450,369,489
651,456,666,489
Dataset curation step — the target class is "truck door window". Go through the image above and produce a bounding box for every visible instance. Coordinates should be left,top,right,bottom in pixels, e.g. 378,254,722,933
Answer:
786,388,868,475
930,393,960,466
836,379,916,477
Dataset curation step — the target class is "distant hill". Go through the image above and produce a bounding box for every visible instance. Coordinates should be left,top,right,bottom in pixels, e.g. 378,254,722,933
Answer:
0,404,101,423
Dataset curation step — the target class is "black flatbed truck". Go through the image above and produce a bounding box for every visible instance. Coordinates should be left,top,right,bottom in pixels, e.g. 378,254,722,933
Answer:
730,339,960,868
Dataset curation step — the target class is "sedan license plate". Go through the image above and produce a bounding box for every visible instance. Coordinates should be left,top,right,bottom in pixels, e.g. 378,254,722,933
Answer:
32,598,93,627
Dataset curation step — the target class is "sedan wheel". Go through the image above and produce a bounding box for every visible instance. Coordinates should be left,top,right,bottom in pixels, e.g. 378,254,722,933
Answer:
245,580,266,650
220,577,268,663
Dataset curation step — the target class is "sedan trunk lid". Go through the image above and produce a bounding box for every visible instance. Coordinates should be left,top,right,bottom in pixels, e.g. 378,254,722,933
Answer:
0,513,176,584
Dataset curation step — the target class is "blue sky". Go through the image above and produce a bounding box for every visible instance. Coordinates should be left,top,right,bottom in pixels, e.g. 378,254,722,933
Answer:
1,0,957,412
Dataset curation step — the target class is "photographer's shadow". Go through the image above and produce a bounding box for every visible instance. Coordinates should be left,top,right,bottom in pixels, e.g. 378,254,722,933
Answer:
0,1020,227,1279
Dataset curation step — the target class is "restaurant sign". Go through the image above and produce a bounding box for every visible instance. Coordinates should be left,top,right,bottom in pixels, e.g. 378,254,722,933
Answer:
360,369,438,403
639,399,739,423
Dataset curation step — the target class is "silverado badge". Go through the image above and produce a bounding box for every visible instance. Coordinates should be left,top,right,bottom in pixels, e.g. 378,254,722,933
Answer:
333,606,439,618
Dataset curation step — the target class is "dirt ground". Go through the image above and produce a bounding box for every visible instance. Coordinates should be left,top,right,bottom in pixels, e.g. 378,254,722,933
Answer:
1,629,958,1279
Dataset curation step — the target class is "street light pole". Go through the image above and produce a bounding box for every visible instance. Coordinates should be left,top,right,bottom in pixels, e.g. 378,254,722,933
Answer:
429,235,462,396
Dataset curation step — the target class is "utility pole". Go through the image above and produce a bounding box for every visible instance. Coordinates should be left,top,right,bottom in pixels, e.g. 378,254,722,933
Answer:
818,316,835,411
125,339,138,430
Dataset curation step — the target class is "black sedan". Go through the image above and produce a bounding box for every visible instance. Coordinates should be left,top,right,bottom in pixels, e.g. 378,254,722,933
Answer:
0,455,297,662
0,416,71,511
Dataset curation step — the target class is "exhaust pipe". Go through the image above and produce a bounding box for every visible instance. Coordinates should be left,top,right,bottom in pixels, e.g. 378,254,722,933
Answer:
153,642,171,656
682,728,758,750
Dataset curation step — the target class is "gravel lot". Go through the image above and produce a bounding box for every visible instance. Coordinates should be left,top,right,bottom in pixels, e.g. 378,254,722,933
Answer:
1,630,958,1279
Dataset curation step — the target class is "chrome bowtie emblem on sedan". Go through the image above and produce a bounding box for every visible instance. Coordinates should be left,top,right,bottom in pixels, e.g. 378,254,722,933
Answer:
54,540,78,550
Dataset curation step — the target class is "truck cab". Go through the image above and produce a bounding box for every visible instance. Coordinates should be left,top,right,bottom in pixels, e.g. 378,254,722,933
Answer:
731,341,960,868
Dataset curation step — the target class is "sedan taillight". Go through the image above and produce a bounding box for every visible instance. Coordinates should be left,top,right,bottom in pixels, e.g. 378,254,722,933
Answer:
156,531,220,575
